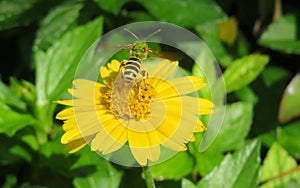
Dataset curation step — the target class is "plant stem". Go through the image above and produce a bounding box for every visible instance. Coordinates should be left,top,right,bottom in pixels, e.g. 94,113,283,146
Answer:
142,165,156,188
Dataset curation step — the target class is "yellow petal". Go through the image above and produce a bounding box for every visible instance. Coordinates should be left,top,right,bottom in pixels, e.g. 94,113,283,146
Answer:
180,96,214,115
55,100,73,106
65,138,87,153
108,59,121,72
71,79,103,100
130,145,161,166
61,128,83,144
62,118,77,131
195,119,207,132
91,118,127,154
155,76,206,99
150,60,178,79
56,108,74,120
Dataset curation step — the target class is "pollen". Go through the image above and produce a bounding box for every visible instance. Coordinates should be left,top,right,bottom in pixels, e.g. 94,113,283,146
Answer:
128,79,155,121
104,78,155,121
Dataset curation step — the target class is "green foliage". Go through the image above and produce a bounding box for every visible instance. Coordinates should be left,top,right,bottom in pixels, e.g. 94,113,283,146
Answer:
1,0,300,187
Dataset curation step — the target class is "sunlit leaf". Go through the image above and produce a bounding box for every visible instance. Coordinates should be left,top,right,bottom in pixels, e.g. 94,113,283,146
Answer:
0,103,36,137
182,178,196,188
260,142,300,188
279,73,300,123
206,102,253,152
151,151,194,180
260,120,300,158
34,2,83,50
35,17,103,102
134,0,226,27
197,140,261,188
259,14,300,54
195,102,253,175
224,54,269,93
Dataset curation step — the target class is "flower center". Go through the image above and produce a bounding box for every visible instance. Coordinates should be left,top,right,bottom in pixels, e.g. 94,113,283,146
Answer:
104,78,155,121
128,79,155,121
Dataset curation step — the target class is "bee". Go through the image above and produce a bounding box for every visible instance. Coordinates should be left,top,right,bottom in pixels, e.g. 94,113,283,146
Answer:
111,29,182,119
119,28,161,83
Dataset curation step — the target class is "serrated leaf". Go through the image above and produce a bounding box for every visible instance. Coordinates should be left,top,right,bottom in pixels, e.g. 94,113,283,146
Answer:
259,14,300,54
279,73,300,123
0,80,26,111
134,0,226,27
0,103,36,136
35,2,83,50
94,0,128,15
35,17,103,102
198,140,261,188
0,0,38,30
151,151,194,180
260,142,300,188
224,54,269,93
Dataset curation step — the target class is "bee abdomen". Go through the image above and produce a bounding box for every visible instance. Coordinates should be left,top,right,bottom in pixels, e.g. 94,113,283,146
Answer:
123,57,141,82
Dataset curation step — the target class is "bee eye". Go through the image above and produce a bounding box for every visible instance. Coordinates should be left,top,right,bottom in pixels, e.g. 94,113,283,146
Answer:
143,47,146,52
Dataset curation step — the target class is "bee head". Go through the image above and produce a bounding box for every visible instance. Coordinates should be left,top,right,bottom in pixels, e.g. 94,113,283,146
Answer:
130,40,151,59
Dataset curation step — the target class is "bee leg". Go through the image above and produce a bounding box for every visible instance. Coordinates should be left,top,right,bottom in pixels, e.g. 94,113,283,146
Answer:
138,70,149,94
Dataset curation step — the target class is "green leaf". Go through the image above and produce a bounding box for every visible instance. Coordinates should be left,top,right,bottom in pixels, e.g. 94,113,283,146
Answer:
260,142,300,188
0,103,36,136
259,15,300,54
279,73,300,123
235,86,259,105
151,151,194,180
195,22,233,67
134,0,226,27
94,0,128,15
34,2,83,50
0,80,26,111
72,148,123,188
35,17,103,102
206,102,253,152
259,120,300,158
182,178,196,188
261,66,290,87
195,102,253,175
0,0,38,30
197,140,261,188
223,54,269,93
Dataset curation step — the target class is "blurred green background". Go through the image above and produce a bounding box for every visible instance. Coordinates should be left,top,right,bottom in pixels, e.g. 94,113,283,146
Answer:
1,0,300,187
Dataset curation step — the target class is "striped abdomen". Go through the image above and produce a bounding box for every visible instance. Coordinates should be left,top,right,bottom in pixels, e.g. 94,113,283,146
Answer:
123,57,142,82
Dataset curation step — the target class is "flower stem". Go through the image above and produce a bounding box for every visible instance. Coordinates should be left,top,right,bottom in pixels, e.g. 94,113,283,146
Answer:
142,165,156,188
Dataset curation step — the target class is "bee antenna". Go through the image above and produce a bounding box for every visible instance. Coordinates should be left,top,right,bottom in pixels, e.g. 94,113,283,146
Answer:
124,28,139,40
144,29,161,40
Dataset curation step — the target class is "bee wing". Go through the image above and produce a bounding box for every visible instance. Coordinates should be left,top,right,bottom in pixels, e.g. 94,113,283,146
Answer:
111,71,133,119
149,50,185,61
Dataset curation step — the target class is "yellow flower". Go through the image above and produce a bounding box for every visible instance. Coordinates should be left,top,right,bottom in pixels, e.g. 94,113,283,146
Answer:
56,59,213,166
